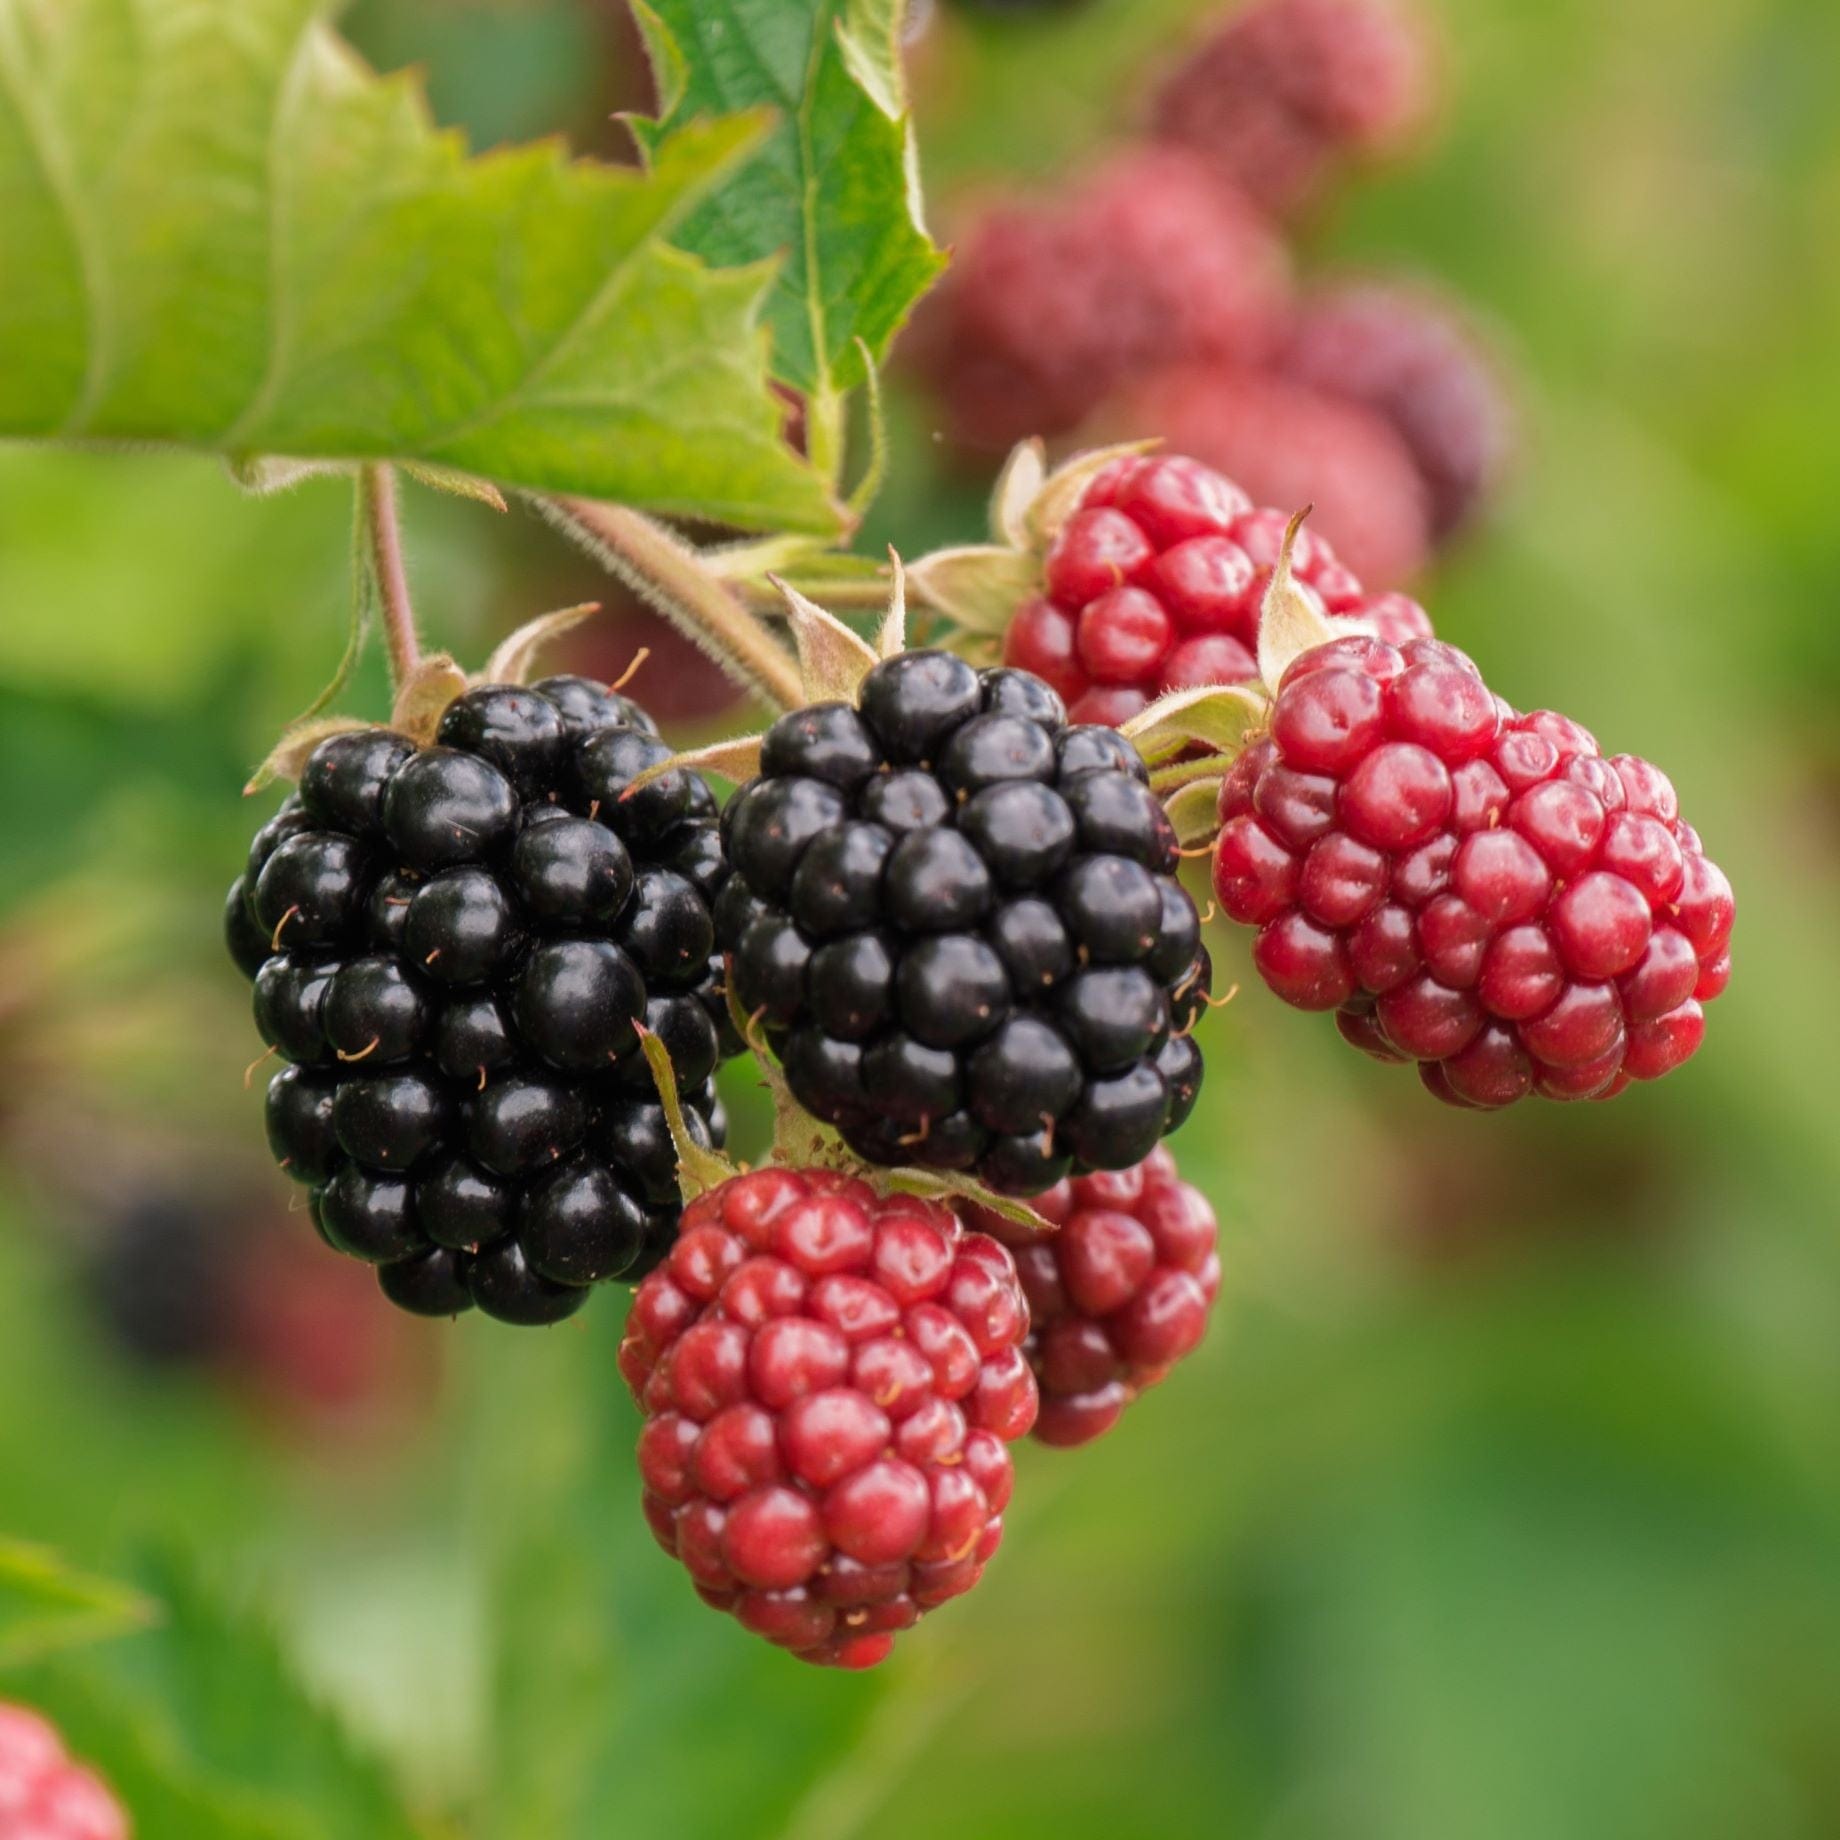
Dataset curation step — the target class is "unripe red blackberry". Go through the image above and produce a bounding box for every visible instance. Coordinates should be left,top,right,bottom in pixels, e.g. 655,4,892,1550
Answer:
1150,0,1437,218
0,1702,127,1840
1098,367,1432,591
722,652,1211,1194
963,1144,1220,1447
620,1169,1036,1667
231,678,736,1324
911,146,1290,455
1001,450,1431,728
1281,279,1515,538
1212,636,1733,1104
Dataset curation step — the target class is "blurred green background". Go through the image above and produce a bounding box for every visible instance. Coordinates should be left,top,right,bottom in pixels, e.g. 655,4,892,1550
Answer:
2,1,1838,1835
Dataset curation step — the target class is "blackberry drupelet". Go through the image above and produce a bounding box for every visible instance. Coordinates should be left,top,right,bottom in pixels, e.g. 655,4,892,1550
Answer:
722,653,1210,1194
230,676,734,1323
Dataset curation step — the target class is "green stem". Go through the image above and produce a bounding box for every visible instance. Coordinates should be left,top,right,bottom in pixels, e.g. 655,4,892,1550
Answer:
535,496,805,712
359,464,421,693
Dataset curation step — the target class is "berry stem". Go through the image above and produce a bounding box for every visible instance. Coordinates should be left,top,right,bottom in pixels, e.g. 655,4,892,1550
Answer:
359,464,422,692
535,495,805,712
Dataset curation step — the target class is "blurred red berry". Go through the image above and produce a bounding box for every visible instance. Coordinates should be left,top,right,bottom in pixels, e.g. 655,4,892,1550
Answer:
1282,279,1515,538
913,146,1291,454
1101,365,1433,587
1150,0,1437,217
0,1703,127,1840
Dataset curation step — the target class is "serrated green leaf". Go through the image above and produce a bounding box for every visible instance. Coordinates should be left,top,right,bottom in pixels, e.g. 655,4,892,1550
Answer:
0,1541,153,1668
0,0,835,531
633,1,946,399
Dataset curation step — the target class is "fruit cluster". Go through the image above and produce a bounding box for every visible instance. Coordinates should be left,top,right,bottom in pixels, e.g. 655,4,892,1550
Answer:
911,0,1510,581
1003,450,1432,726
1213,634,1734,1103
719,650,1212,1194
0,1703,125,1840
620,1169,1037,1668
1150,0,1434,218
965,1145,1220,1447
227,678,735,1324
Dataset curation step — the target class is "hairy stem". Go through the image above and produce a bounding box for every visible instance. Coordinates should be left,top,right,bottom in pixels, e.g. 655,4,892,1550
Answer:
536,496,805,712
359,464,421,692
735,574,894,612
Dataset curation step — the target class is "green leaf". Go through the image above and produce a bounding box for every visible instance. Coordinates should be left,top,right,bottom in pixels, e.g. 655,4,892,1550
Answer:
0,0,835,532
0,1541,153,1668
633,1,946,400
12,1554,430,1840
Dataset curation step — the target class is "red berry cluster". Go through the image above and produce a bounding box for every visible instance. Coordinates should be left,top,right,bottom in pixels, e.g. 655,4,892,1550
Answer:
1150,0,1436,219
912,0,1510,577
1105,367,1435,587
1003,452,1431,727
1212,635,1733,1105
1280,279,1514,541
965,1147,1221,1448
912,145,1290,455
620,1169,1037,1668
0,1704,126,1840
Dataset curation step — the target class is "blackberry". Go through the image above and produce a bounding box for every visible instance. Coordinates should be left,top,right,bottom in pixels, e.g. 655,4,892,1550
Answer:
620,1169,1036,1667
230,681,736,1323
1213,635,1734,1103
1001,450,1432,727
723,654,1209,1193
965,1144,1221,1447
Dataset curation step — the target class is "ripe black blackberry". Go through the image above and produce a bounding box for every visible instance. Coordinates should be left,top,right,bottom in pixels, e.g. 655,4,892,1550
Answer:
722,654,1209,1195
230,677,735,1324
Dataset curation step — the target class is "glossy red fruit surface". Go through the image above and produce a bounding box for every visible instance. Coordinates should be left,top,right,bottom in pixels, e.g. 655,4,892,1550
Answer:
621,1169,1036,1667
1003,452,1432,724
1213,637,1732,1104
964,1146,1220,1448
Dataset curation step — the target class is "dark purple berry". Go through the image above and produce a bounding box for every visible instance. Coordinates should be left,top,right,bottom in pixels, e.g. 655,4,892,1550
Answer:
760,702,883,789
254,832,369,948
404,868,521,985
511,815,633,924
383,748,518,868
301,730,416,834
417,1153,515,1250
437,686,566,796
265,1065,342,1184
514,939,647,1071
379,1246,474,1316
331,1070,450,1170
313,1167,422,1263
520,1156,647,1284
468,1237,588,1325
